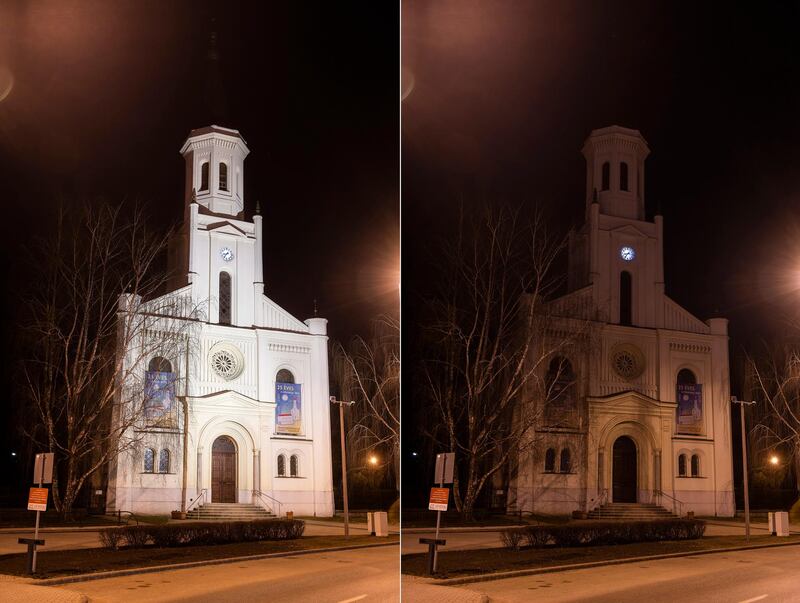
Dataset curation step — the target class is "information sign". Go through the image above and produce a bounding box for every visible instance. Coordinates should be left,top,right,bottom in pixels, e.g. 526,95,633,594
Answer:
428,487,449,512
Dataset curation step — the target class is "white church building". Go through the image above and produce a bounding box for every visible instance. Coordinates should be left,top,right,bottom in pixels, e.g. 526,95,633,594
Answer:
106,125,334,517
508,126,735,518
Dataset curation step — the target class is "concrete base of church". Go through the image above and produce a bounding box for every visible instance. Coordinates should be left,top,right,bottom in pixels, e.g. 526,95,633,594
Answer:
508,485,735,517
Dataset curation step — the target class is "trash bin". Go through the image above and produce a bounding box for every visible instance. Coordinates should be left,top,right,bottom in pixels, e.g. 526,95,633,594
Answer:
374,511,389,537
775,511,789,537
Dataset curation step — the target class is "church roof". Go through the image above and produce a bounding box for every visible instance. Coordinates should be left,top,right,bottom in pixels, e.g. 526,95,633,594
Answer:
187,125,246,142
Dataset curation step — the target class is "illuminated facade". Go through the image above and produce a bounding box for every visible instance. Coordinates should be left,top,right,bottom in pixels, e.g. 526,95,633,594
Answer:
106,126,334,516
508,126,735,517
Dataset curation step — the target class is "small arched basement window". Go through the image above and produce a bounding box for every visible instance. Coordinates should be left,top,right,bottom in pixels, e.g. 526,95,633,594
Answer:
158,449,170,473
560,448,571,473
276,369,295,384
691,454,700,477
200,162,209,191
620,162,629,191
219,163,228,191
219,271,231,325
277,454,286,477
290,454,299,477
620,271,632,326
544,448,556,473
143,448,155,473
678,454,687,476
601,162,610,191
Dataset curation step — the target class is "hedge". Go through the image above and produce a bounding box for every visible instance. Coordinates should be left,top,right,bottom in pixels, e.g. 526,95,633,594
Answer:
500,519,706,550
99,519,305,550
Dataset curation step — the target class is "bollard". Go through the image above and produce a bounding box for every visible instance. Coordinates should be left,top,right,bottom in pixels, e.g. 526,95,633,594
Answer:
419,538,446,575
18,538,45,575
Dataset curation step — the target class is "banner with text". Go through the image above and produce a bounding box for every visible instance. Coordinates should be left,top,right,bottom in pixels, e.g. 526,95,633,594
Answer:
676,383,703,435
276,383,302,435
144,371,176,420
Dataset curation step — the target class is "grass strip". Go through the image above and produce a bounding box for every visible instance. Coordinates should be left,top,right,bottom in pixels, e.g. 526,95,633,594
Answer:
0,534,398,579
401,534,800,578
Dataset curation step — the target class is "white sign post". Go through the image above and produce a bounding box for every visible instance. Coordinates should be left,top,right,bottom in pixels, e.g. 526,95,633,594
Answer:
431,452,454,573
28,452,53,573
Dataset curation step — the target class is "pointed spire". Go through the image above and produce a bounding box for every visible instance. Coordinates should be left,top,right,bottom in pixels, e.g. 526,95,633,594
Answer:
203,20,228,125
191,187,197,204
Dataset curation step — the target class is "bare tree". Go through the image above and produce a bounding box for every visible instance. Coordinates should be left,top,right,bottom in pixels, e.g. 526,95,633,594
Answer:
21,202,202,518
422,205,585,521
744,342,800,494
333,315,400,490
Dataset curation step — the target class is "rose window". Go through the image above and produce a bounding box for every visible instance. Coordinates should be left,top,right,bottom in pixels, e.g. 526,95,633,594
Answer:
610,343,645,380
208,344,244,380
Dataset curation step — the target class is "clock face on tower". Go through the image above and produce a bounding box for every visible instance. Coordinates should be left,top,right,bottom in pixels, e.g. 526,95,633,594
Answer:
620,246,636,262
220,247,234,262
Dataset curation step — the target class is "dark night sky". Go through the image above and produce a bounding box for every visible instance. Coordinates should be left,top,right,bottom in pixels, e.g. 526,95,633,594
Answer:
402,1,800,494
0,1,397,487
0,1,399,340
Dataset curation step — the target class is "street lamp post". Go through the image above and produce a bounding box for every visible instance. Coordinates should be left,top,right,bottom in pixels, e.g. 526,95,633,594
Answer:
731,396,756,541
330,396,355,536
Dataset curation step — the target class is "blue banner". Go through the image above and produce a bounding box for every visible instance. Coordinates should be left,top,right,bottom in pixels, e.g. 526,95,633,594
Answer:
145,371,176,419
676,383,703,434
275,383,302,435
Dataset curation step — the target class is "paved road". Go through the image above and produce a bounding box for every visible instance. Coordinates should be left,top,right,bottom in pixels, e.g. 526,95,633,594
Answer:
454,544,800,602
56,544,399,603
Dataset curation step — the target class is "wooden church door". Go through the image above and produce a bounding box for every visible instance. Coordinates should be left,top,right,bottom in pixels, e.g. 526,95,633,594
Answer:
211,436,237,503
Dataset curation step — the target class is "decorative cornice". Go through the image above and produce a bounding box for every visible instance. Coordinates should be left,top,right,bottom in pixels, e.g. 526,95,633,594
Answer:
268,342,311,354
669,342,711,354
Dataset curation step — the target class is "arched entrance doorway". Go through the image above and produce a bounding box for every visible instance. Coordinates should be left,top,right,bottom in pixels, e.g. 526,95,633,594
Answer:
612,436,637,502
211,436,237,503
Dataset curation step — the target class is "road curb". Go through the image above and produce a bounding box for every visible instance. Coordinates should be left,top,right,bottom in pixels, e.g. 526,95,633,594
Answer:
422,538,800,586
402,526,527,534
26,540,398,586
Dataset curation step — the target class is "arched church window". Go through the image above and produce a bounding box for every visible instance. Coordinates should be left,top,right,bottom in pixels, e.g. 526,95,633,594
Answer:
148,357,172,373
620,271,632,326
158,449,170,473
143,448,155,473
290,454,299,477
219,271,231,325
276,369,295,384
691,454,700,477
219,162,228,191
620,162,629,191
545,357,576,425
560,448,571,473
601,162,610,191
678,454,687,476
277,454,286,476
200,162,209,192
544,448,556,472
677,369,697,386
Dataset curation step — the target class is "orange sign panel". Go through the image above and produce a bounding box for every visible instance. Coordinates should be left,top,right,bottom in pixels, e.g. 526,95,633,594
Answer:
428,487,449,511
28,487,48,512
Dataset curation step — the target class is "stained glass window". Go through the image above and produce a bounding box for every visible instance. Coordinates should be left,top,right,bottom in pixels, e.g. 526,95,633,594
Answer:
159,449,170,473
277,454,286,476
219,272,231,325
144,448,155,473
544,448,555,472
290,455,299,477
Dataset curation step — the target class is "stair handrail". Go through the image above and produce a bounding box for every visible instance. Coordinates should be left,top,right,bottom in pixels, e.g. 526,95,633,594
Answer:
596,488,609,509
186,489,208,516
253,490,282,518
655,489,684,517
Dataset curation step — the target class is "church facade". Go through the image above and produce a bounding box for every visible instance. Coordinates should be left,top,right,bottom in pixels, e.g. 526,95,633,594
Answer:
106,126,334,517
508,126,735,518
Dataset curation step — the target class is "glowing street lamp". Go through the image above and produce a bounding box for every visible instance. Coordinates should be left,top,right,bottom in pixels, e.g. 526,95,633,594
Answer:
770,454,780,466
369,455,379,466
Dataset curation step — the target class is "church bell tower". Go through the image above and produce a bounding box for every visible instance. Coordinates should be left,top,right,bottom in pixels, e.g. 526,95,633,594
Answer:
180,125,249,217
